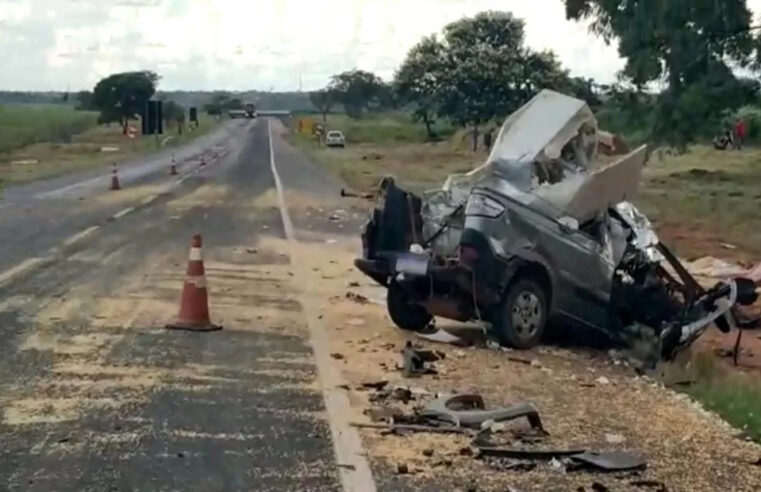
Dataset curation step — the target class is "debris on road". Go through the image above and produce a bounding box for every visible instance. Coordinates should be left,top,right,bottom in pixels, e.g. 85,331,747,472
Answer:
401,342,444,377
346,292,369,304
341,188,375,200
571,451,646,472
330,352,345,360
421,394,545,431
416,327,471,347
329,209,349,222
604,433,626,444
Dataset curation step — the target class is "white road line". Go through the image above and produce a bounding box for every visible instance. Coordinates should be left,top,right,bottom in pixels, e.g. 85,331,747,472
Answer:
112,207,135,220
268,119,376,492
62,225,100,247
0,257,51,288
140,195,157,206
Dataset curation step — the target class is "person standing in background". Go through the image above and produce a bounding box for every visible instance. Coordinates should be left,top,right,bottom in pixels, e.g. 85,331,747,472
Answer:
734,117,747,150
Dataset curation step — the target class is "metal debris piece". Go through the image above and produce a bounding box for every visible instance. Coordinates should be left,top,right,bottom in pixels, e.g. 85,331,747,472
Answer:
421,394,545,431
485,457,538,472
401,342,444,377
415,328,470,347
360,381,389,391
477,447,586,460
570,451,646,472
341,188,375,199
364,406,405,422
351,422,475,436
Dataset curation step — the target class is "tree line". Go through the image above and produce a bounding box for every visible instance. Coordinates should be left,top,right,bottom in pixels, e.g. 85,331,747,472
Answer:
312,4,761,150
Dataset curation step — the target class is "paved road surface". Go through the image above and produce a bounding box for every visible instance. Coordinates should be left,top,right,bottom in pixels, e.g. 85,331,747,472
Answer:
0,119,362,491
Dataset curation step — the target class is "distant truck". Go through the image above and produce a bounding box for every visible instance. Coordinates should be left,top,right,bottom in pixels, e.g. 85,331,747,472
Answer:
244,103,256,119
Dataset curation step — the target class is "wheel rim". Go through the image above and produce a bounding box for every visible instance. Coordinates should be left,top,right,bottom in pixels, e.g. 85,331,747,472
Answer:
510,291,542,339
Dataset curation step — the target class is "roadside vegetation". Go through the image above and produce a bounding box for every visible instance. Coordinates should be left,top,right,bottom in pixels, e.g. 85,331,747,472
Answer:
291,5,761,444
0,112,216,187
0,71,221,189
0,104,97,154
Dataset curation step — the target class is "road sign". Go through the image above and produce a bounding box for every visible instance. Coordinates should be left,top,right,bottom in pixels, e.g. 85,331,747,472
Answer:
142,100,164,135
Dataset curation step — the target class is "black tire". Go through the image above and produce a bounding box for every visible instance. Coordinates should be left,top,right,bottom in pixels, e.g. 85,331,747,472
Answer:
387,282,432,332
491,277,548,349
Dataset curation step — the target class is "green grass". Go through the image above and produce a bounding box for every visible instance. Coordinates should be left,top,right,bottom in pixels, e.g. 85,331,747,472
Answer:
635,145,761,260
678,353,761,442
0,104,97,154
288,112,481,193
296,111,457,144
1,110,219,188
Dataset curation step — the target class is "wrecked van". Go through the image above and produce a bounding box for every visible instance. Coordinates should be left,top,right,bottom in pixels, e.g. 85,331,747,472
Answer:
355,90,757,364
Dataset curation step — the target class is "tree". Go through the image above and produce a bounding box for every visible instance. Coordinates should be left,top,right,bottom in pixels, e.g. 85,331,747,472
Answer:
309,89,336,122
75,90,95,111
204,93,243,115
92,71,159,134
562,77,602,109
328,69,387,118
395,35,445,140
564,0,760,148
434,11,569,150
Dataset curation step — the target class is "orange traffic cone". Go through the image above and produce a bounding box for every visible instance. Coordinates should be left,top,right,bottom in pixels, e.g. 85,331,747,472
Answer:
165,234,222,332
110,163,120,190
170,154,178,176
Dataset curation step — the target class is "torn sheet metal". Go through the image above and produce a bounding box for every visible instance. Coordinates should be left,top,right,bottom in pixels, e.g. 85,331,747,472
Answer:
486,89,598,169
420,394,545,430
563,146,647,224
615,201,663,262
416,328,469,346
678,280,737,344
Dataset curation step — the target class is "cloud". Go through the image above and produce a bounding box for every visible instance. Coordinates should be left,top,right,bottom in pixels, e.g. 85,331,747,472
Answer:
1,0,758,91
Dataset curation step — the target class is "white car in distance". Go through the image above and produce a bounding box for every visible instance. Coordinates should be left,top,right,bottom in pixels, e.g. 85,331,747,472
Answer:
325,130,346,148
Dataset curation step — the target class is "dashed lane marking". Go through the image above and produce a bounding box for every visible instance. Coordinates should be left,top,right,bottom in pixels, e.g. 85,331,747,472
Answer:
267,119,377,492
112,207,135,220
0,256,53,288
62,226,100,247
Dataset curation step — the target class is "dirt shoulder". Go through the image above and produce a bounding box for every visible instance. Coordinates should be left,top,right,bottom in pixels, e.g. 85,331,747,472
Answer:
273,187,761,490
286,224,761,491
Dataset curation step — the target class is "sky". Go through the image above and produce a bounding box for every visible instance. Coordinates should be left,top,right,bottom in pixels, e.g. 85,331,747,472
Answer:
1,0,760,92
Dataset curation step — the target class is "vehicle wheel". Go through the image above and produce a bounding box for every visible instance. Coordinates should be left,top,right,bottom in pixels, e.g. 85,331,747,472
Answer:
387,281,432,332
491,278,547,349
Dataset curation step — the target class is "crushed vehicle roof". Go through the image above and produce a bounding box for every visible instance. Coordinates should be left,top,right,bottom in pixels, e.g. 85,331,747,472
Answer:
433,89,648,225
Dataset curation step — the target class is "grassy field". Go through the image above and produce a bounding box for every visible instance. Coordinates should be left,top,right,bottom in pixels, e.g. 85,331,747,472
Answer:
0,104,97,154
0,104,218,189
289,111,761,442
